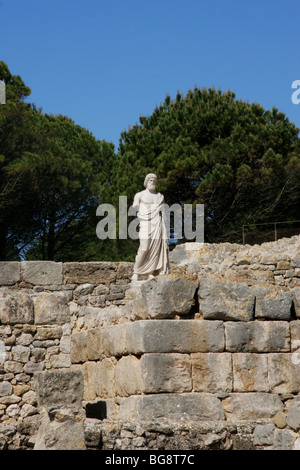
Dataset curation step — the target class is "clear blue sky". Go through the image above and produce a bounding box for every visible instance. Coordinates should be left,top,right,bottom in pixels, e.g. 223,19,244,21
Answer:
1,0,300,150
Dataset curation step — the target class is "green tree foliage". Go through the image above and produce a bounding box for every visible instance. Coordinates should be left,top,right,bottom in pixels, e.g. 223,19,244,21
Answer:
0,61,37,259
112,87,300,243
1,61,299,261
0,62,115,261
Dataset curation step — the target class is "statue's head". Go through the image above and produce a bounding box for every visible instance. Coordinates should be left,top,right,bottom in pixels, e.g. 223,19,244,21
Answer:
144,173,157,192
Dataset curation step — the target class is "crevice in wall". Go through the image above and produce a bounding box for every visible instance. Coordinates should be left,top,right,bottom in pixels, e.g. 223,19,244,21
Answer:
85,401,107,420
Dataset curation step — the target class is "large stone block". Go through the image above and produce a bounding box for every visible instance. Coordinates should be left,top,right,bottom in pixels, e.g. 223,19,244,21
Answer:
71,331,88,364
291,288,300,317
191,353,232,392
32,292,70,325
118,393,225,421
223,393,283,421
33,370,84,407
268,353,300,393
0,262,20,285
63,262,117,285
33,369,86,451
115,356,143,397
86,328,103,361
80,359,116,401
140,274,199,318
286,401,300,431
225,321,290,352
34,407,86,450
232,353,269,392
198,277,255,321
102,319,225,356
141,353,192,394
0,289,34,324
101,324,128,357
291,321,300,354
254,286,292,320
21,261,62,285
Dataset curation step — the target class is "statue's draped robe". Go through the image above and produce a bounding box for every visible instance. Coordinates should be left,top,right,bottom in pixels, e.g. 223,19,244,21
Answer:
134,195,169,275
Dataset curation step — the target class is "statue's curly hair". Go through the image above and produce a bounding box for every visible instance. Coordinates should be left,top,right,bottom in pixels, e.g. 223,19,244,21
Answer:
144,173,157,188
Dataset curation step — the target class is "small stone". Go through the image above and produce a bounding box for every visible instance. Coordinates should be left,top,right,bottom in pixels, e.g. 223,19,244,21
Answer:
22,391,37,406
253,424,275,446
16,333,33,346
11,345,30,363
0,395,22,405
276,261,291,270
0,381,13,397
23,361,45,374
6,404,20,418
74,284,94,297
273,411,287,429
20,404,37,418
13,384,30,397
94,284,109,295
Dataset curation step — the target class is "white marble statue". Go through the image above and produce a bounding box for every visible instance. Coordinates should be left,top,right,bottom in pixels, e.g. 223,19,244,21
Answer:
131,173,169,281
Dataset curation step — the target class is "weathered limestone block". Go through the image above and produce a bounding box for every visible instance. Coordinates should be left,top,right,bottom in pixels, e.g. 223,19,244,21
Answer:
115,356,143,397
23,361,45,374
116,262,134,282
254,286,292,320
286,401,300,431
232,353,269,392
21,261,62,285
78,304,124,329
0,381,13,396
63,262,118,285
191,353,232,392
34,370,84,407
73,283,94,297
118,393,225,421
33,407,86,450
101,324,128,357
253,424,275,446
223,393,283,421
225,321,290,352
49,353,71,369
268,353,300,393
80,359,116,400
33,370,85,450
102,320,225,356
0,289,34,324
123,286,150,320
273,428,298,450
140,274,199,318
198,278,255,321
291,321,300,354
0,262,20,285
71,328,103,364
71,331,88,364
35,326,63,341
11,345,30,363
290,288,300,317
141,353,192,394
32,292,70,325
86,328,103,361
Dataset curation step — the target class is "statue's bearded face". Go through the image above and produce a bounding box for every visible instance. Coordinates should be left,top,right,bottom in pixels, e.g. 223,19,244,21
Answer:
147,177,157,192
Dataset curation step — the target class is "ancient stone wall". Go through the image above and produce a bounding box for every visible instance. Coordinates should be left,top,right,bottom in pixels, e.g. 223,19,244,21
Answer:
0,235,300,450
0,261,133,449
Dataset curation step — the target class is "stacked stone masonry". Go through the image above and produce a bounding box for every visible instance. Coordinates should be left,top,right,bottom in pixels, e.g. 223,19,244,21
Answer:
0,235,299,450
